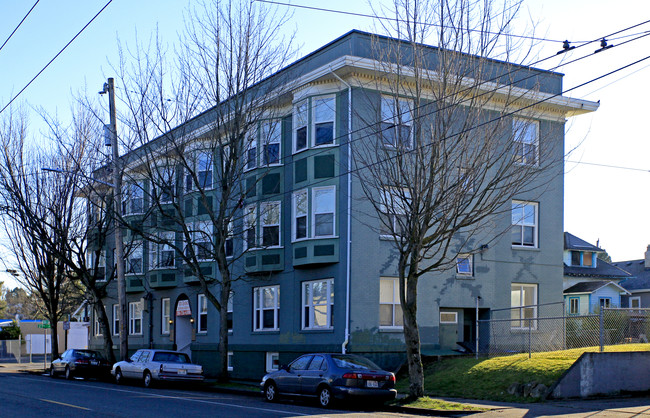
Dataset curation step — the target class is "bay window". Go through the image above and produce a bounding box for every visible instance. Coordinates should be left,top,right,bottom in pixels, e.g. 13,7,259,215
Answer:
261,202,281,247
313,96,335,146
292,190,308,240
244,205,257,250
262,120,281,165
312,186,335,237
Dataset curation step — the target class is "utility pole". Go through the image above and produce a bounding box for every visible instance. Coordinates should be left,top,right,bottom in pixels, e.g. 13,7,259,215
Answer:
101,78,128,361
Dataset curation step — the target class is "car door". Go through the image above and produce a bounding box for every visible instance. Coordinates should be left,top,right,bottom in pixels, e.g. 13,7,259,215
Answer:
122,351,142,378
276,355,312,394
136,350,151,377
299,355,327,395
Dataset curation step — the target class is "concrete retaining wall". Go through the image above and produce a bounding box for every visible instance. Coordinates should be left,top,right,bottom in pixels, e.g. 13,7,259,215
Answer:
550,352,650,399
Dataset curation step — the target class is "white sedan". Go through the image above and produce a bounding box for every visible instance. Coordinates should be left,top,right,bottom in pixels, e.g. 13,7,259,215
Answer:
111,349,204,388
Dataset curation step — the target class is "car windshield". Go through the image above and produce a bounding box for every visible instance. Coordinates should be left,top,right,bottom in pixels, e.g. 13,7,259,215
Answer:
75,350,105,360
152,352,191,363
331,355,380,370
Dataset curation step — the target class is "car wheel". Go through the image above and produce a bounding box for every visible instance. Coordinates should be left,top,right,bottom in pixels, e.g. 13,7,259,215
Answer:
115,368,123,385
318,386,333,408
264,381,278,402
65,366,73,380
143,371,153,388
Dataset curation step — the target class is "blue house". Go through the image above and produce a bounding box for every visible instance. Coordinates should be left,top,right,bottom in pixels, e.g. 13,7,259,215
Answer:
563,232,631,314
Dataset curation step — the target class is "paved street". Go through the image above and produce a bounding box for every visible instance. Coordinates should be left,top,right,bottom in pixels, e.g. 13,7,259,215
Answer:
3,367,650,417
0,371,418,418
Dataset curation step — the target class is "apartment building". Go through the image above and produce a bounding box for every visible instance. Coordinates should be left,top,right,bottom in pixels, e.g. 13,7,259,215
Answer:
89,30,598,379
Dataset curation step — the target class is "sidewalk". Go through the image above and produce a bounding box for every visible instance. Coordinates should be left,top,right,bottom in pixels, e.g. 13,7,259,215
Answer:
0,362,48,373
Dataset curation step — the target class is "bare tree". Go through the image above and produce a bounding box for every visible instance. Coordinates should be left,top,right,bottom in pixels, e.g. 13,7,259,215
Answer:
0,106,114,361
356,0,562,397
105,0,294,380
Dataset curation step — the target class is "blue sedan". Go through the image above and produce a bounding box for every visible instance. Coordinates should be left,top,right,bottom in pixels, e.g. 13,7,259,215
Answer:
260,353,397,407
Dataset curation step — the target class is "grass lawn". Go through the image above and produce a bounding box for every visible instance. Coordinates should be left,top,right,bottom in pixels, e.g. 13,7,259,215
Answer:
394,396,489,412
396,344,650,402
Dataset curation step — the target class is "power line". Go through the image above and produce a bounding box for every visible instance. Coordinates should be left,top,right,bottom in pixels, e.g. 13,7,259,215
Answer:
566,160,650,173
256,0,582,44
0,0,113,116
0,0,40,54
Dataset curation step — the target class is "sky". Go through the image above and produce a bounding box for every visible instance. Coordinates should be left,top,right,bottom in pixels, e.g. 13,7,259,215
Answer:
0,0,649,288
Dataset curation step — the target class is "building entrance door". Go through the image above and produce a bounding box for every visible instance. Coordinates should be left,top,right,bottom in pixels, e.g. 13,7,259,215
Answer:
175,297,193,359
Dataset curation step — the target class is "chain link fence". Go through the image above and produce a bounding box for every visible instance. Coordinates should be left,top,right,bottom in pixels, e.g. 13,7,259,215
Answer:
479,304,650,357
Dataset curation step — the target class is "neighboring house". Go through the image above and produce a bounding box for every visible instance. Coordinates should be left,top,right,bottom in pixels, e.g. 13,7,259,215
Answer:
613,245,650,308
563,232,631,314
564,281,630,315
563,232,631,290
89,31,597,379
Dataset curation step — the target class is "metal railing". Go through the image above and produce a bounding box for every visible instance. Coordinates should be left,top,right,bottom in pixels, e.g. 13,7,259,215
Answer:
478,304,650,357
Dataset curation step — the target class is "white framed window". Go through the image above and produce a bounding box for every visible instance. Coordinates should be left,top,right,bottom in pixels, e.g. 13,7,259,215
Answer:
266,352,280,372
112,304,120,336
224,219,234,258
125,241,143,275
227,292,233,333
122,180,145,215
94,307,103,336
129,300,143,335
188,221,213,261
440,311,458,324
511,283,537,329
161,298,170,335
630,297,641,309
227,351,234,371
379,188,410,236
511,201,538,248
153,166,174,204
312,186,335,237
254,285,280,331
293,100,309,152
292,189,308,240
456,254,473,276
186,150,213,191
379,277,403,329
150,232,175,270
243,205,257,250
261,120,281,165
245,132,257,171
87,250,106,281
261,202,281,247
198,294,208,333
513,118,539,166
312,96,335,146
381,95,412,148
569,297,579,315
302,279,334,330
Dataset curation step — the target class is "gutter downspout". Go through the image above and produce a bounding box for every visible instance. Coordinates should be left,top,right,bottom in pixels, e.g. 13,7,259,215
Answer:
330,68,352,354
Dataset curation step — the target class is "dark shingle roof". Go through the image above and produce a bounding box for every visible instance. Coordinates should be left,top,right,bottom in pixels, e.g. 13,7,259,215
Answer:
613,259,650,291
564,280,629,295
564,258,632,280
564,232,604,251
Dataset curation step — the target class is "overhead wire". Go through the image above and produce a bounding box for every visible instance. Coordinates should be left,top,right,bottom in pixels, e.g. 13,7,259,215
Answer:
0,0,41,54
255,0,574,44
0,0,113,116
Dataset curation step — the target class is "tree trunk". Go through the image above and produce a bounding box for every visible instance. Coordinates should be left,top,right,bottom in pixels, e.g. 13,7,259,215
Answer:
49,315,60,361
217,279,231,382
96,302,115,363
402,274,424,399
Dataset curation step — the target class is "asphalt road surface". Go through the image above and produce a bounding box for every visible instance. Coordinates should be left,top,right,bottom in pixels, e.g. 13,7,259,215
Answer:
0,372,420,418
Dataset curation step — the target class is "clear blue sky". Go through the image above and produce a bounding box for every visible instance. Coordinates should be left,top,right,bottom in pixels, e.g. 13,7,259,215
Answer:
1,0,649,288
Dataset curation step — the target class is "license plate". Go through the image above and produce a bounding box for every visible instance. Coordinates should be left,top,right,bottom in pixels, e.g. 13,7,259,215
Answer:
178,369,187,375
91,360,98,366
366,380,378,388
